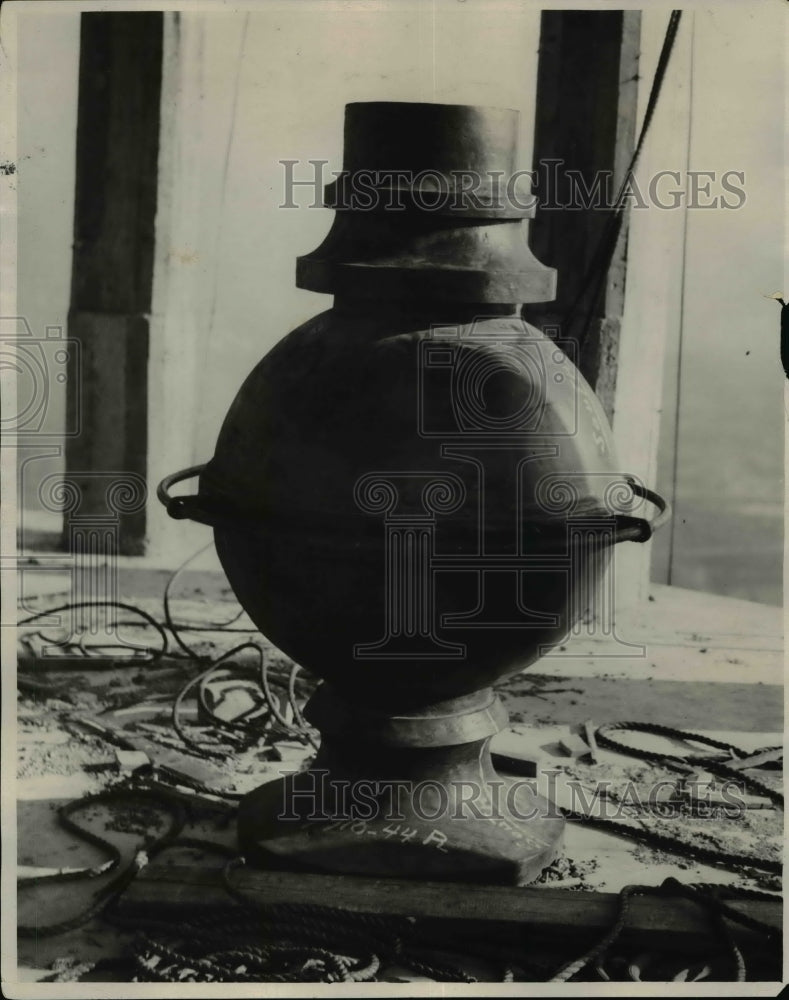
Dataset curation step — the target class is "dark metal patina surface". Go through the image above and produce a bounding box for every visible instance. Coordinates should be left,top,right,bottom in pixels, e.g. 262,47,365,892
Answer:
160,101,668,883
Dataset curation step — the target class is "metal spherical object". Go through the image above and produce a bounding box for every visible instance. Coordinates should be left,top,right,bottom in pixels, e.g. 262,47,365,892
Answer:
160,102,668,884
203,306,623,709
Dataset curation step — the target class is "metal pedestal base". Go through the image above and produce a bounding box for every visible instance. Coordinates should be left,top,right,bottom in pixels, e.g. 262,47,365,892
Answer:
238,686,564,885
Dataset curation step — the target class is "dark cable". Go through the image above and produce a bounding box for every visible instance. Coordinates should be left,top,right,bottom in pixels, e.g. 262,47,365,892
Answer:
162,547,209,660
563,10,684,346
18,601,169,661
17,787,186,938
160,540,249,632
595,720,783,808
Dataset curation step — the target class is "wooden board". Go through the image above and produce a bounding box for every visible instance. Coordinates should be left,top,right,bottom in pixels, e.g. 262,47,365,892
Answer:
119,862,781,955
66,12,163,554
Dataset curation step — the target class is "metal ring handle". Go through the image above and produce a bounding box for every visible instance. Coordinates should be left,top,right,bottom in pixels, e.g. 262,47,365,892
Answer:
613,477,671,543
157,465,211,523
158,465,671,543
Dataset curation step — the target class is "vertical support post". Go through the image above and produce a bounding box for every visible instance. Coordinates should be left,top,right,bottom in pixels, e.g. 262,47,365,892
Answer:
65,12,163,554
613,13,693,610
525,10,641,422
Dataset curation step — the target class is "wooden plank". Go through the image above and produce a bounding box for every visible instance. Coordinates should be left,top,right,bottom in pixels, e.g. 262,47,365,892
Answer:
64,310,149,550
65,12,164,555
526,13,693,612
145,11,213,566
578,11,641,420
536,583,782,685
612,13,693,612
526,11,641,422
119,863,780,954
69,13,163,315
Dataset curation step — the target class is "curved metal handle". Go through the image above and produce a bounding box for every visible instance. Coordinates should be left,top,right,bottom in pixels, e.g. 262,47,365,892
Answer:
157,465,213,524
159,466,671,544
613,477,671,543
